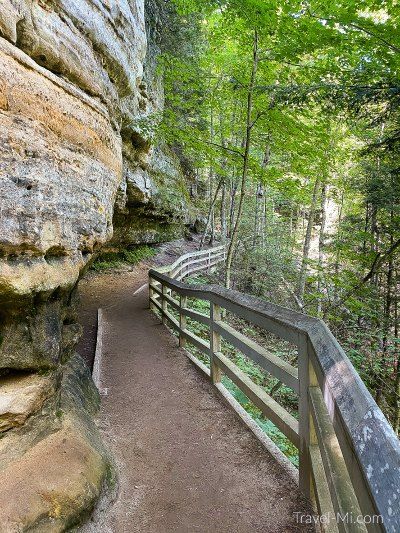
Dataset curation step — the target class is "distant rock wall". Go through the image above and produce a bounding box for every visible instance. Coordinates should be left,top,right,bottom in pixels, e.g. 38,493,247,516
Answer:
110,0,196,248
112,143,192,246
0,1,192,528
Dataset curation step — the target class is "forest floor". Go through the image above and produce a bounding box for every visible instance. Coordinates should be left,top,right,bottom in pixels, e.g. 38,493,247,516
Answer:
77,238,314,532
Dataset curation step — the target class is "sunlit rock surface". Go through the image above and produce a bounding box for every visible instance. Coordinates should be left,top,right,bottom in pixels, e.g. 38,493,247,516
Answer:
0,355,115,532
0,373,54,432
0,0,191,527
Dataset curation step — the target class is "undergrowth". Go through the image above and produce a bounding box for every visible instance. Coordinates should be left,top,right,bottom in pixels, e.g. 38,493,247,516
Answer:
91,245,156,272
158,276,299,466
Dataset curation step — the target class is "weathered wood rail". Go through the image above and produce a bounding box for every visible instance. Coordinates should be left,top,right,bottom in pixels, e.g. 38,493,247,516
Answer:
149,245,400,532
153,244,226,281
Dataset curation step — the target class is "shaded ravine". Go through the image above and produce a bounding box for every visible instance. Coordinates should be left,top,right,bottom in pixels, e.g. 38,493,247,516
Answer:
77,242,314,532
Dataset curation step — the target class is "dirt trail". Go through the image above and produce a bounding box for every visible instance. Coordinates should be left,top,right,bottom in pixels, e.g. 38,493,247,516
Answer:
77,240,314,532
77,239,201,370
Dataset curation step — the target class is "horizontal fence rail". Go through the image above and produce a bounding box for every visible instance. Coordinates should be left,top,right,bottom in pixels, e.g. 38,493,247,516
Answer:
148,246,400,533
154,244,226,281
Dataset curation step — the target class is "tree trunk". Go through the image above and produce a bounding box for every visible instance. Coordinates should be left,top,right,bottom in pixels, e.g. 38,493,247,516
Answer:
253,183,262,249
220,178,227,242
261,193,267,250
228,181,237,239
210,206,215,245
199,179,223,249
296,176,321,304
394,283,400,434
370,203,380,287
317,183,327,316
202,95,216,248
362,202,369,254
219,112,228,243
376,212,394,407
225,30,258,289
333,191,345,301
253,144,270,249
227,98,245,239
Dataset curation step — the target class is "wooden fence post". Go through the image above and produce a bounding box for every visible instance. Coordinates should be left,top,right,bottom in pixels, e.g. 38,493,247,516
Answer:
298,334,312,500
149,275,155,311
179,295,187,348
162,284,167,325
307,359,319,514
210,302,222,384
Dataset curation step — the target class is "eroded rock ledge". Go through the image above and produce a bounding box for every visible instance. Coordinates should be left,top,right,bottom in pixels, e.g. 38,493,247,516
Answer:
0,0,195,529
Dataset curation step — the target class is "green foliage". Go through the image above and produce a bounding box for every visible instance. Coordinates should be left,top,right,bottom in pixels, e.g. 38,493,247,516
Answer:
163,0,400,430
221,377,299,465
91,246,156,272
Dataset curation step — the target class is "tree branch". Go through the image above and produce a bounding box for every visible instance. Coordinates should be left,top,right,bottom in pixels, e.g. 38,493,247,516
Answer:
307,10,400,54
250,111,266,129
362,238,400,284
281,277,305,311
203,140,245,159
324,238,400,315
346,21,400,54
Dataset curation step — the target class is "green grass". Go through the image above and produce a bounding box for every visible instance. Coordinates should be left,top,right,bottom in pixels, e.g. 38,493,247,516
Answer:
221,377,299,466
91,245,156,272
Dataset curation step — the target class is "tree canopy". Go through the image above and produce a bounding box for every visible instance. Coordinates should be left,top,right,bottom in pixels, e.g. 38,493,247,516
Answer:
160,0,400,432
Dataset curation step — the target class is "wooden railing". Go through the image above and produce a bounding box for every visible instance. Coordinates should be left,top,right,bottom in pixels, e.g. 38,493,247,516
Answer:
153,244,226,281
148,246,400,532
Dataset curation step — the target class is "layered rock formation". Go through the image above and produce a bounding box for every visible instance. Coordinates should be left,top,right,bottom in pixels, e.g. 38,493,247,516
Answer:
0,0,193,529
0,354,115,531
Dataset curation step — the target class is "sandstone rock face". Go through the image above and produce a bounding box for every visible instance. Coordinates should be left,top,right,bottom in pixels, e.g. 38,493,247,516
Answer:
0,38,122,300
0,355,115,532
0,0,146,104
0,425,107,532
0,0,191,302
0,0,192,369
0,373,54,432
0,0,192,527
109,0,198,247
112,144,192,246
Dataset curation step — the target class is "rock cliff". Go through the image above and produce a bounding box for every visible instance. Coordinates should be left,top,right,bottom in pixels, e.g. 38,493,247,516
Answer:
0,0,193,529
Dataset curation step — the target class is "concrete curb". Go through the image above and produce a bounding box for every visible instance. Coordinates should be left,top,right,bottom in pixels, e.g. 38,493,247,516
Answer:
92,308,103,390
133,283,147,296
